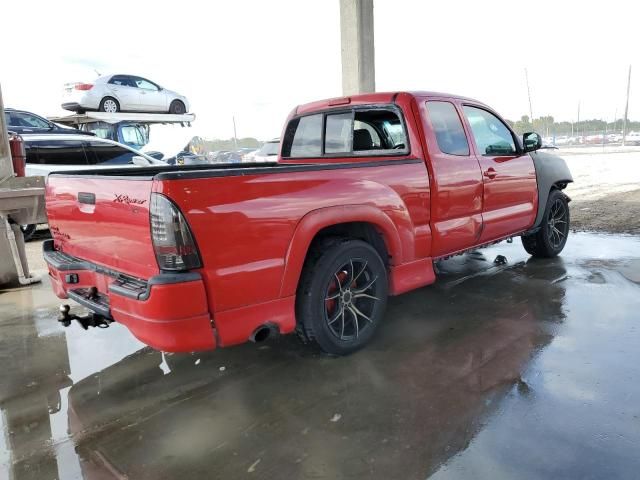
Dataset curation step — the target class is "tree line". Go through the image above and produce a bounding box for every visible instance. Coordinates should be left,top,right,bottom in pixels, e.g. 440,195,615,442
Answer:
507,115,640,136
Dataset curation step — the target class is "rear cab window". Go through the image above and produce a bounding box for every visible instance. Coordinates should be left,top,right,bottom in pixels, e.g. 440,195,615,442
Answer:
282,106,409,159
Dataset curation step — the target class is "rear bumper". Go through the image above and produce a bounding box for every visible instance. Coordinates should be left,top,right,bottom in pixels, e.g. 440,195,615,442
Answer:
43,240,216,352
61,102,82,112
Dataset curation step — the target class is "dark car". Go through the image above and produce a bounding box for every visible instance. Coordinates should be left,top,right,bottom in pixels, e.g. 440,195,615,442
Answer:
19,134,160,240
5,108,93,136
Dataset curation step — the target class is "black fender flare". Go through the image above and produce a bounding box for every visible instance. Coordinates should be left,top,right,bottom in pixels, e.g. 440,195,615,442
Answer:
530,150,573,229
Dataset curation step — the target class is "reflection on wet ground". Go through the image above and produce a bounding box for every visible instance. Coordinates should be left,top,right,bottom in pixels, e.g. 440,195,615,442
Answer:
1,233,639,479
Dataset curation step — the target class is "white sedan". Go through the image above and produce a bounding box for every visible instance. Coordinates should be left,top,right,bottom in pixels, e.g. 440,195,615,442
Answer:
62,74,190,114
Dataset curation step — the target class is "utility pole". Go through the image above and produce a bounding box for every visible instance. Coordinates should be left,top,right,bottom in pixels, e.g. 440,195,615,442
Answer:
232,116,238,150
577,101,580,138
622,65,632,146
525,68,534,128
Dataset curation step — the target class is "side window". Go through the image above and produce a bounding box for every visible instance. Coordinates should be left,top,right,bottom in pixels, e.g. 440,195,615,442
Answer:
32,140,89,165
426,101,470,156
463,106,516,156
133,77,159,91
8,112,50,129
325,113,353,154
109,75,128,86
284,114,322,158
86,141,135,165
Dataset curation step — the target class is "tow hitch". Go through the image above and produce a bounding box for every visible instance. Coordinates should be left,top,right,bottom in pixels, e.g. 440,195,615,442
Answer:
58,304,112,330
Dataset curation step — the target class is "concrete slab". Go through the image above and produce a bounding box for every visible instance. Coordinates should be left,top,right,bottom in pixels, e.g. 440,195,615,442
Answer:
0,233,639,479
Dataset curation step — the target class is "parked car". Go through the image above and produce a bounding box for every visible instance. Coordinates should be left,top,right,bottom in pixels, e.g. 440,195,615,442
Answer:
240,148,258,161
253,139,280,162
44,91,572,356
23,134,162,177
62,74,190,114
20,134,164,240
4,108,92,136
624,132,640,145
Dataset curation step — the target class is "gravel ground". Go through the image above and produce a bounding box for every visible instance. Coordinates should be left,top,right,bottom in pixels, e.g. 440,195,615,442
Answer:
562,149,640,234
570,188,640,234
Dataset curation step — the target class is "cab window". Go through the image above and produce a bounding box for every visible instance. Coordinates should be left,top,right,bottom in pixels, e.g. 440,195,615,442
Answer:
463,106,516,156
426,101,469,156
282,107,408,158
285,114,323,158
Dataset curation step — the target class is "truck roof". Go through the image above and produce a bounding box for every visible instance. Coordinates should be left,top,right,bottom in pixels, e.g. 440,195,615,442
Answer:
294,91,488,115
48,112,196,126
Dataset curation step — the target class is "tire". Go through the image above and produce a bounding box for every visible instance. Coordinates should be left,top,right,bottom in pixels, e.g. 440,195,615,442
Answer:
296,239,388,355
522,189,570,258
20,224,37,241
99,97,120,113
169,100,186,114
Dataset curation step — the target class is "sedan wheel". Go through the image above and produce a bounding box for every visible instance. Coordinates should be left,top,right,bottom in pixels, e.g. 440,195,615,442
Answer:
100,97,119,113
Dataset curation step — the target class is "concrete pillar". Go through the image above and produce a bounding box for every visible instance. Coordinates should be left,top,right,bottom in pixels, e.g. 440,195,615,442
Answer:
339,0,375,96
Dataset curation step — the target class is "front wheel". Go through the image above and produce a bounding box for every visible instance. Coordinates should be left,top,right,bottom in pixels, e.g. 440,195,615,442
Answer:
522,189,570,258
296,239,388,355
169,100,186,114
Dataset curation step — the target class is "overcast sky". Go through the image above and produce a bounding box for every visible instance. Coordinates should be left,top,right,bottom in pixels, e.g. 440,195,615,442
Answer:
1,0,638,140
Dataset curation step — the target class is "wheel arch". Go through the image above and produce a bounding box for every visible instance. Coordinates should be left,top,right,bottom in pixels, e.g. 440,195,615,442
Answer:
279,206,403,298
530,150,573,229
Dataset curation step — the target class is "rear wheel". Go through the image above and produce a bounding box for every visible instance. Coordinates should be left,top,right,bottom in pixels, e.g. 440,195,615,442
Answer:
99,97,119,113
296,239,388,355
169,100,186,114
522,189,570,258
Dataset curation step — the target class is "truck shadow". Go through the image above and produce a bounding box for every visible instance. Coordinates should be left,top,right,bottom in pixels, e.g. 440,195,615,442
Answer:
65,253,568,479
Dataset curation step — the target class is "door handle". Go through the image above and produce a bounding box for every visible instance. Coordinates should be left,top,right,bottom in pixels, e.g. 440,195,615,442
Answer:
483,168,497,179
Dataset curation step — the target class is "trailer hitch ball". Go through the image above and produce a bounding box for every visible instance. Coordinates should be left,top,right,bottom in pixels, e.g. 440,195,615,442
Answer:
58,305,72,327
57,304,111,330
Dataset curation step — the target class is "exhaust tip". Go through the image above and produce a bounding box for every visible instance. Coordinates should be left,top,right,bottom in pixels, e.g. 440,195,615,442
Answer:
250,324,278,343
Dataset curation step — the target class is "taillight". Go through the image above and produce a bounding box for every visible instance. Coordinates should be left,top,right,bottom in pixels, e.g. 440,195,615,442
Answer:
75,83,93,91
150,193,201,271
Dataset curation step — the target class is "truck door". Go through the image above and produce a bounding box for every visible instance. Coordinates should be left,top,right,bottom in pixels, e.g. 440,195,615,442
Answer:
421,100,484,257
462,105,537,242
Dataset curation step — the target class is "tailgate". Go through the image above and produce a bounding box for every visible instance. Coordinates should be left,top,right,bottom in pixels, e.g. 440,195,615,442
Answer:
46,175,159,279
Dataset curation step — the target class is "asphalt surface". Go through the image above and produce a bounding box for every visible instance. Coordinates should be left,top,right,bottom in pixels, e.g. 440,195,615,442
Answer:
1,233,639,479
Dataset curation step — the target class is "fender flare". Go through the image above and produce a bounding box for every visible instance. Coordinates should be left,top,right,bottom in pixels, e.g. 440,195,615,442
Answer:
531,150,573,229
279,205,404,298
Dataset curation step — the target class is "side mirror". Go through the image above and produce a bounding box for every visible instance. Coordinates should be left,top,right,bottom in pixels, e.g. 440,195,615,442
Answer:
523,132,542,152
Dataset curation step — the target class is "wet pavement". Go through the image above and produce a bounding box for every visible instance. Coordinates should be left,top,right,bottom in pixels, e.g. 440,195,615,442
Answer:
1,232,639,480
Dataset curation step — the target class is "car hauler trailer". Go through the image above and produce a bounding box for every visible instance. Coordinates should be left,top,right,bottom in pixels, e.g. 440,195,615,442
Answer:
48,112,196,151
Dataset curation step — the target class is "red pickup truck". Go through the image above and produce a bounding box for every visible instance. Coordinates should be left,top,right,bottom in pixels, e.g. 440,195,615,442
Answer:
44,91,572,355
